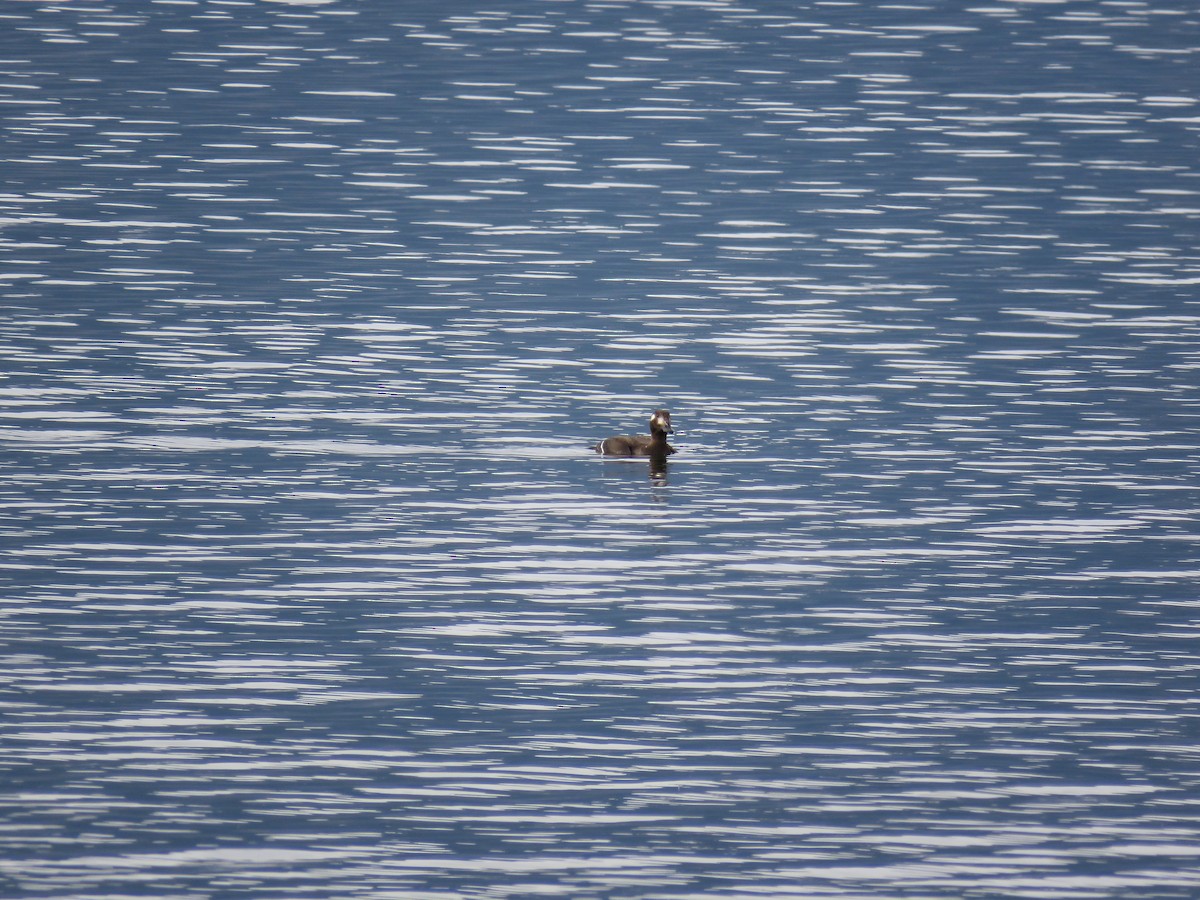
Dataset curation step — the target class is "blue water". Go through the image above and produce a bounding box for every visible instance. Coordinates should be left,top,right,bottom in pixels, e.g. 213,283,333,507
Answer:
2,1,1200,898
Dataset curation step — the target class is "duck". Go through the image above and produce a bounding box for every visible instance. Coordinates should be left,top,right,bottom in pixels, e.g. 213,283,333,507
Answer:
595,409,677,457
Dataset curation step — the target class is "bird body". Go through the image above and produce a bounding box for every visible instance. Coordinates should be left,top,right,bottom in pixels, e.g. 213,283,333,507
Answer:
595,409,676,457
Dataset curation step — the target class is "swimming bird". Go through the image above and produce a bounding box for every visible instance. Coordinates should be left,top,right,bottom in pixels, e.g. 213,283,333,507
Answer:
595,409,677,457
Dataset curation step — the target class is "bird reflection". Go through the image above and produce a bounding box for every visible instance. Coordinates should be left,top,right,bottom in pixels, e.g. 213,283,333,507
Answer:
649,450,670,485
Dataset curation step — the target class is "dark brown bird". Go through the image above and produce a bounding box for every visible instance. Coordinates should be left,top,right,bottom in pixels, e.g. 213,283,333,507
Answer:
595,409,677,457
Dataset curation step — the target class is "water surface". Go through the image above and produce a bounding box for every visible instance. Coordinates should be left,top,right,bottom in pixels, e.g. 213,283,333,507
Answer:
2,1,1200,898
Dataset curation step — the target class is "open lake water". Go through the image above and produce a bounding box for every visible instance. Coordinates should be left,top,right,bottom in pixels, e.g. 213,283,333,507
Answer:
2,1,1200,897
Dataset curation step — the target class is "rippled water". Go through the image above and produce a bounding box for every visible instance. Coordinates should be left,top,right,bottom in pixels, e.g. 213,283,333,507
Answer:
3,1,1200,898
